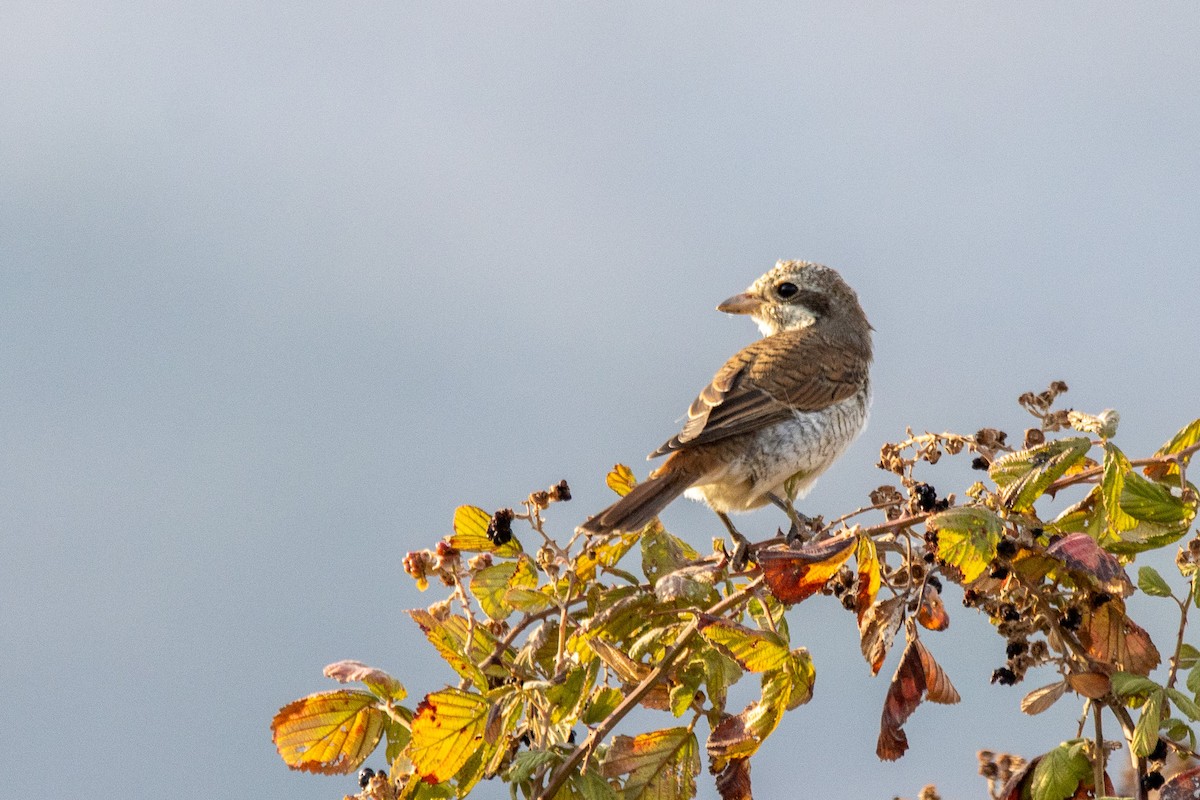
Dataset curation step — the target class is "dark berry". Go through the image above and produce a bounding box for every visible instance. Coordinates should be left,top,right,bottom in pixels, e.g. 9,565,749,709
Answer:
1030,527,1044,539
913,483,938,512
1149,738,1168,762
923,552,936,563
971,456,990,471
996,539,1018,558
568,729,577,745
933,498,950,512
359,768,375,788
487,509,514,545
1006,641,1028,659
1090,592,1112,609
989,564,1011,580
1141,771,1165,791
552,480,571,502
1001,605,1020,622
991,667,1017,686
926,575,943,593
1061,607,1083,630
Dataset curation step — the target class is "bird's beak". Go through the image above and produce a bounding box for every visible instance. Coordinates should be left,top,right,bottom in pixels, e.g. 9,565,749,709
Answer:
717,292,764,315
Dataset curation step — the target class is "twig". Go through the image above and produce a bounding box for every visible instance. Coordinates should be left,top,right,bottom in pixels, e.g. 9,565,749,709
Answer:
536,577,764,800
1167,581,1193,690
1092,702,1107,797
1109,703,1148,800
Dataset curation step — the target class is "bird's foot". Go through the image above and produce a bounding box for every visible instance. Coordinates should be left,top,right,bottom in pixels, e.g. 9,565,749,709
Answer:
716,511,755,571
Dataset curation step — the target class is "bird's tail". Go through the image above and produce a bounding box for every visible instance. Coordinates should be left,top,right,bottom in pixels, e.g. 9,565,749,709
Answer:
576,461,697,535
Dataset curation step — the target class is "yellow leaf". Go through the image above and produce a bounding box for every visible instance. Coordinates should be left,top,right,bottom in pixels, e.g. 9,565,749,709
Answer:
697,616,790,673
1102,443,1139,533
409,688,490,784
1146,418,1200,479
926,507,1002,583
606,464,637,497
272,690,385,774
603,726,699,800
447,505,522,557
855,534,881,624
470,563,519,620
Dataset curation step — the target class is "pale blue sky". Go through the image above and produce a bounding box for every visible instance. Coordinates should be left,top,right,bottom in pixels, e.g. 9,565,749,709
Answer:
3,4,1199,798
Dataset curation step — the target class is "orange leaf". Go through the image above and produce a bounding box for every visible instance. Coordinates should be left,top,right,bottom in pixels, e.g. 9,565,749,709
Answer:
1078,599,1161,676
760,529,857,605
409,688,490,784
271,690,385,774
916,585,950,632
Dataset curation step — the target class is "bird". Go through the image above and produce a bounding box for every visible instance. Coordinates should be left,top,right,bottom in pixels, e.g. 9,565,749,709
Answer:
577,260,873,556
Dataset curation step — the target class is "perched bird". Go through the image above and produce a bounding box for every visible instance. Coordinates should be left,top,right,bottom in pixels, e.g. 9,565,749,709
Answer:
577,261,873,552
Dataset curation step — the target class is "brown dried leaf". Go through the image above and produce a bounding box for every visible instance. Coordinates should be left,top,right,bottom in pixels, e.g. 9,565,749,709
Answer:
859,595,905,676
713,757,752,800
1066,671,1111,699
1078,599,1162,676
916,638,960,705
1020,681,1067,715
323,660,407,702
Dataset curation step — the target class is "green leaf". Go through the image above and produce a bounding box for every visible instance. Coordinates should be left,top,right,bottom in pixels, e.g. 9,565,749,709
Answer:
1138,566,1174,598
602,727,700,800
669,661,705,718
926,507,1003,583
697,616,791,673
571,768,619,800
696,646,742,714
1029,740,1091,800
582,686,625,725
1102,443,1139,533
640,528,699,586
470,562,519,620
547,662,597,726
1178,643,1200,670
1132,691,1163,757
1109,671,1160,699
990,437,1092,512
1188,665,1200,695
1121,473,1191,524
1168,687,1200,721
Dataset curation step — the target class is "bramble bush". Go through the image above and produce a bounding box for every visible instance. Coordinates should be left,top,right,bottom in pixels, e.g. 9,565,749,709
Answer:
272,383,1200,800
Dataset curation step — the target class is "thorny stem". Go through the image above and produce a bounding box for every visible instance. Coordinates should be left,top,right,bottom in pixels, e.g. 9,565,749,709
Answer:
536,577,764,800
1167,584,1193,690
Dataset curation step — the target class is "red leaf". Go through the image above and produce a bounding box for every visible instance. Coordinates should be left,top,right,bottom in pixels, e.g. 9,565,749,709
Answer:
760,530,857,605
876,635,959,760
1046,533,1133,597
713,756,752,800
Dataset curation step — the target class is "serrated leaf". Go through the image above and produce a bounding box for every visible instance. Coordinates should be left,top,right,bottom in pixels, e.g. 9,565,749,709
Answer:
1022,681,1068,715
572,768,619,800
506,587,554,613
1080,602,1161,676
1138,566,1174,598
1046,533,1133,597
926,507,1002,583
583,686,625,726
606,463,638,497
408,610,499,688
1102,443,1139,533
448,505,523,557
641,528,700,586
272,689,385,774
546,662,597,726
697,615,791,673
470,562,519,620
876,635,958,760
1188,665,1200,695
1167,687,1200,721
1029,740,1091,800
760,528,857,604
574,531,640,582
1110,671,1160,699
1132,691,1163,757
990,437,1092,511
409,688,491,784
1179,643,1200,670
1121,473,1192,524
602,727,699,800
1145,419,1200,480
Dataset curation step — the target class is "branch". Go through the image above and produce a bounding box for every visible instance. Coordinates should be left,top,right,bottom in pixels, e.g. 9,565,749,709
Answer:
537,577,764,800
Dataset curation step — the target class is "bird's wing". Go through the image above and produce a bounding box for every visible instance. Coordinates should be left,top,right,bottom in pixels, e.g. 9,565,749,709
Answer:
649,329,869,458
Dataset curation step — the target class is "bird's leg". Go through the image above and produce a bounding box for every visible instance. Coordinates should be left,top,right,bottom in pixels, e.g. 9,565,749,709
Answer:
767,492,814,545
715,511,752,570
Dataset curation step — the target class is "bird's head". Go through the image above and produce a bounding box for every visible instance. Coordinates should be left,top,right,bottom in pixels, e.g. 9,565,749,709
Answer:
718,260,871,344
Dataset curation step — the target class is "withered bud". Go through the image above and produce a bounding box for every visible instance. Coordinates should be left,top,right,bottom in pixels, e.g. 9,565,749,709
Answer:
550,480,571,502
1023,428,1046,448
974,428,1008,449
436,541,459,559
428,599,453,620
467,552,493,571
529,491,551,510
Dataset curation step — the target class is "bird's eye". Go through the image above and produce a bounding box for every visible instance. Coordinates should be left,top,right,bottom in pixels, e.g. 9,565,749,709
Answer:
775,282,799,299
